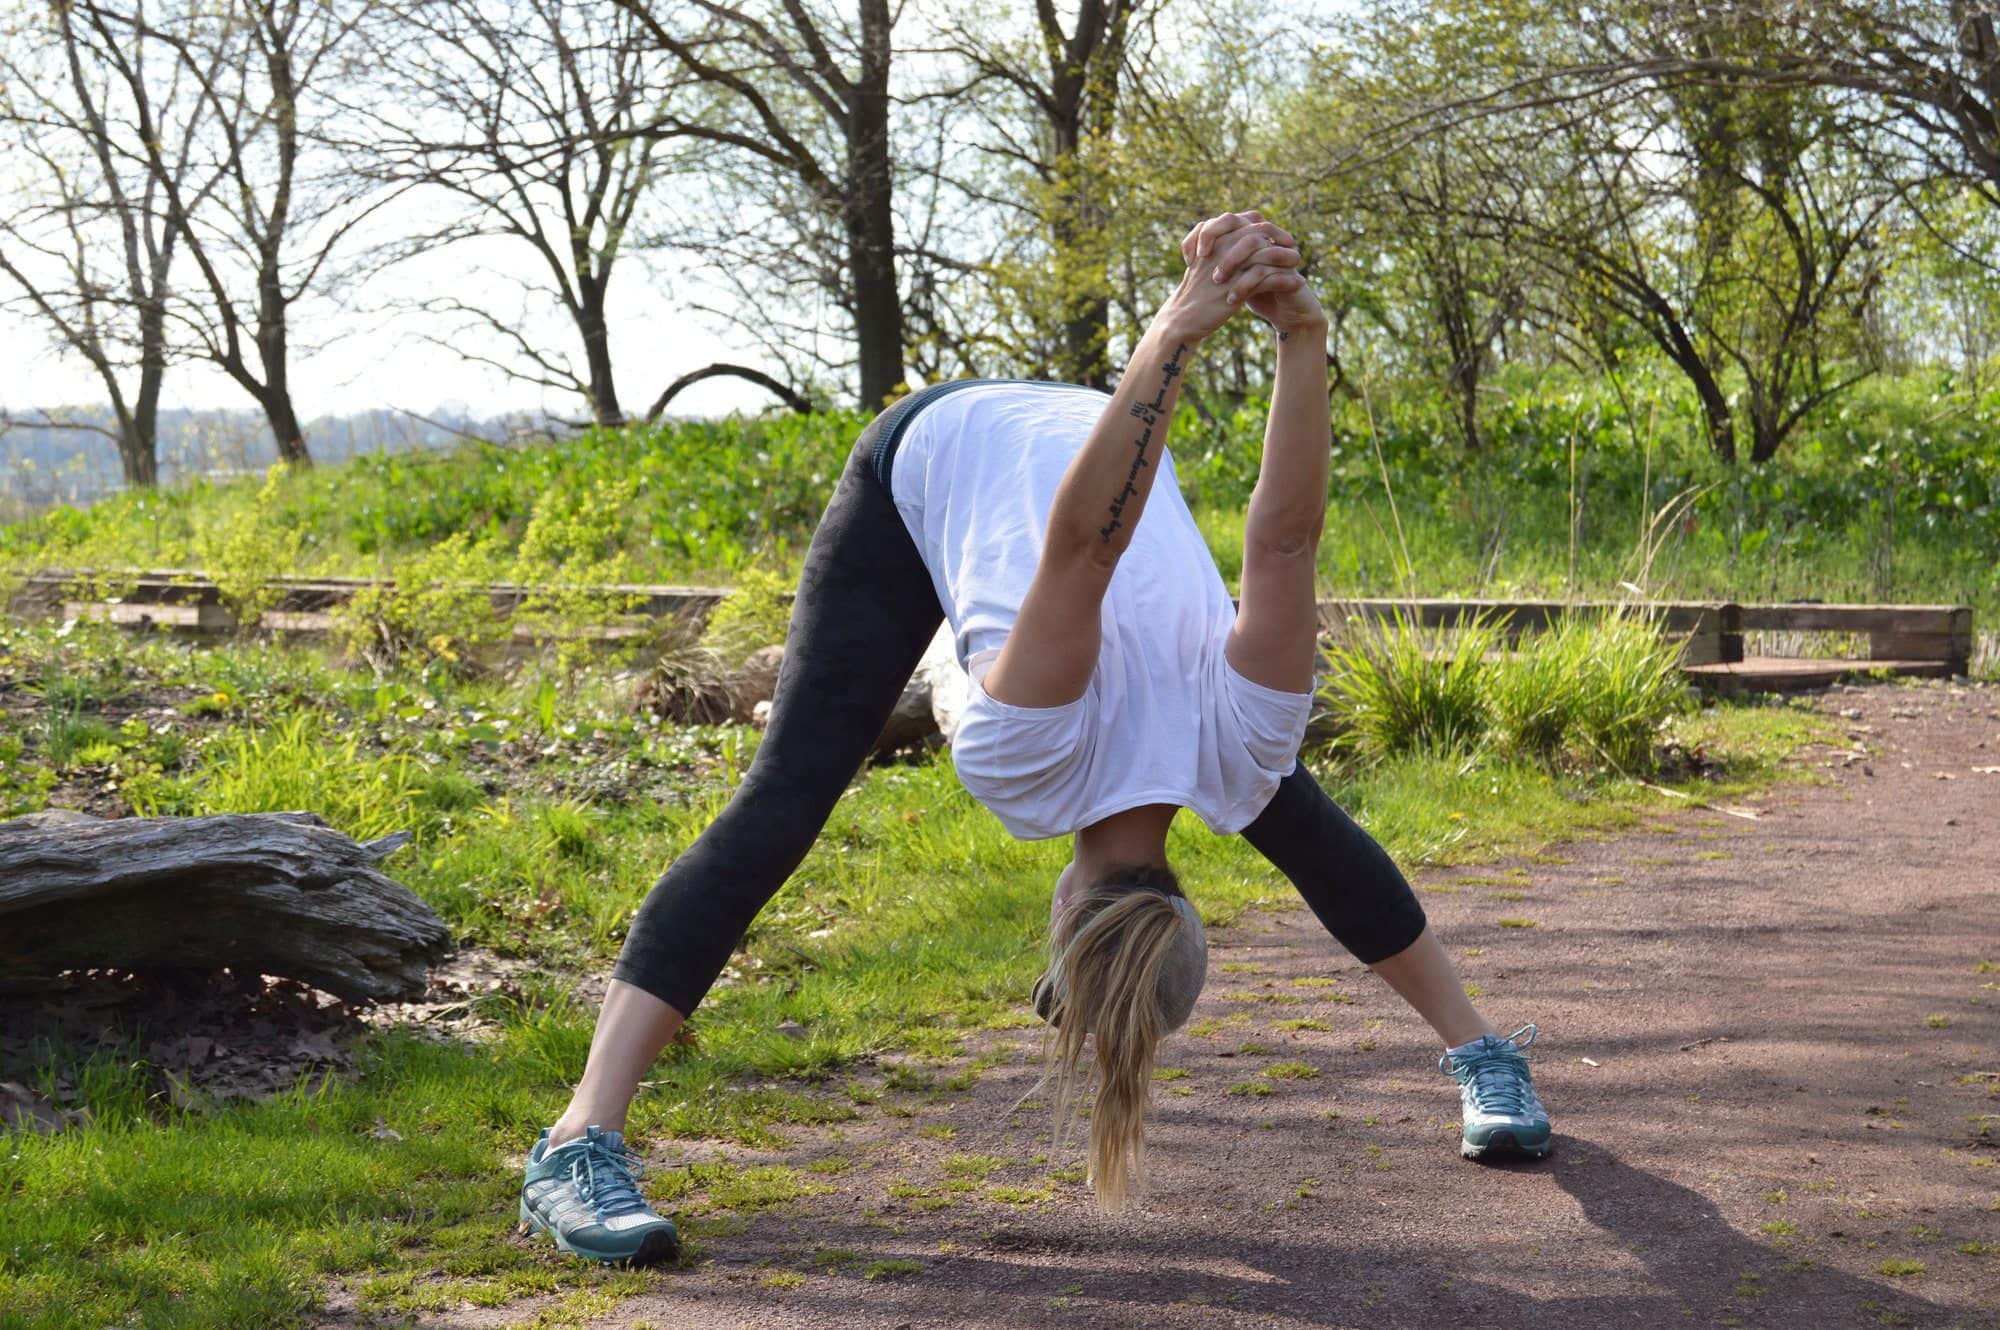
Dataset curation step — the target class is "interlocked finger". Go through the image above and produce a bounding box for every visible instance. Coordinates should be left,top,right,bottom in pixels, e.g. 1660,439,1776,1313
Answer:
1211,226,1301,285
1226,260,1308,306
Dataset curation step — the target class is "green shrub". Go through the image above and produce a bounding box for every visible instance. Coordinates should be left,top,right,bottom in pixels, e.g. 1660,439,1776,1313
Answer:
1322,610,1685,772
506,476,646,673
700,567,794,667
333,532,506,675
1321,612,1500,760
191,464,308,630
1490,617,1581,764
1572,612,1688,772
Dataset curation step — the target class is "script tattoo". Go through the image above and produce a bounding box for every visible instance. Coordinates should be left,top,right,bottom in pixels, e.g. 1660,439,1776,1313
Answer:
1099,342,1189,542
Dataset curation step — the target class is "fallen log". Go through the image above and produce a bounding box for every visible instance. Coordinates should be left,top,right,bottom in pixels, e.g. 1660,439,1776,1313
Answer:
0,810,453,1003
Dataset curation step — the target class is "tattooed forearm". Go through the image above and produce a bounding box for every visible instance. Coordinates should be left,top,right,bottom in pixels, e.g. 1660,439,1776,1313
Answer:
1098,341,1188,543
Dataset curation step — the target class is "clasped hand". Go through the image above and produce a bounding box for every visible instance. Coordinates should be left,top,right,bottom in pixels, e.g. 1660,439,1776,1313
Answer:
1162,210,1325,343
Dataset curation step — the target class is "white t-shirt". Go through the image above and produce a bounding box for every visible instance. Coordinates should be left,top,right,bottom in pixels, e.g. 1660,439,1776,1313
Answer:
887,381,1312,840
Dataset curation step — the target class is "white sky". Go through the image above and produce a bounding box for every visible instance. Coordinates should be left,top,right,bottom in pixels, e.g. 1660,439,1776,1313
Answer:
0,239,772,425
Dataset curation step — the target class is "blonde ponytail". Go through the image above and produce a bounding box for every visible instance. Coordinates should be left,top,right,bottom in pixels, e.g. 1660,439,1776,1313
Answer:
1040,869,1206,1210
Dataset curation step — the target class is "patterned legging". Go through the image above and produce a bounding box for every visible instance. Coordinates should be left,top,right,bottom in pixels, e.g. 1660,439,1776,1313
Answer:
613,384,1427,1016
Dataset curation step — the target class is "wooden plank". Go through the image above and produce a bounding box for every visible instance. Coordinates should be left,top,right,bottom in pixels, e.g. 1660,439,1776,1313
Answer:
1740,603,1967,635
1683,656,1955,694
24,569,731,619
63,601,233,632
1867,631,1959,663
1322,597,1733,636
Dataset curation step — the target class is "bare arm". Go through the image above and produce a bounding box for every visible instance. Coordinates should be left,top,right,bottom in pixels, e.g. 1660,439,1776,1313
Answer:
983,211,1307,709
1226,318,1333,692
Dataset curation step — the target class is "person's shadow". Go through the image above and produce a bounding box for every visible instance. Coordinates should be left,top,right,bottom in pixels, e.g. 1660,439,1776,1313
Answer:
1543,1137,1970,1327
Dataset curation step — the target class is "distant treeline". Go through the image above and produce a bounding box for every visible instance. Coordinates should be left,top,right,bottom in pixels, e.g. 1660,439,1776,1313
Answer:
0,408,510,512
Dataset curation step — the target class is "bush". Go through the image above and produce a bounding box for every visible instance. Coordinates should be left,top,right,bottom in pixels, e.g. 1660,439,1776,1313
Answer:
332,531,506,675
1490,616,1586,764
1572,612,1689,772
191,464,307,630
700,567,794,667
1323,609,1686,772
1321,612,1500,760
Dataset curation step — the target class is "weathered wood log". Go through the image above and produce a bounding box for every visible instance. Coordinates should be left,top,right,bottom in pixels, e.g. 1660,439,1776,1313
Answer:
0,810,452,1003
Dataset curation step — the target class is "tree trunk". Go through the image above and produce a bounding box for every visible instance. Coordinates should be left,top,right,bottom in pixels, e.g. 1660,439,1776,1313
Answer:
578,276,625,426
1748,406,1783,463
121,306,167,487
1453,356,1482,454
846,0,904,413
0,810,450,1003
1049,123,1111,388
255,258,311,467
1689,361,1737,463
261,387,312,469
116,419,159,488
1645,295,1738,463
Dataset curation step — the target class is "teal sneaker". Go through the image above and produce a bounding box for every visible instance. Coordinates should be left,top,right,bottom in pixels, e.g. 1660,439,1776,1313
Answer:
1439,1024,1553,1161
519,1126,680,1267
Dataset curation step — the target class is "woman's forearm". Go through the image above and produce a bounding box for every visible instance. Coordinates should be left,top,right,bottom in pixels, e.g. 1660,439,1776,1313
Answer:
1041,314,1204,567
1247,322,1333,553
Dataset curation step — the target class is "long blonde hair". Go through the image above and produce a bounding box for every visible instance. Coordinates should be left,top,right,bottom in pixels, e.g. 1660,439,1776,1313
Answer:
1041,867,1205,1209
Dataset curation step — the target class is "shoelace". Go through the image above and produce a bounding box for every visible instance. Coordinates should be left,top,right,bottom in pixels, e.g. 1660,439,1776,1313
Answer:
1439,1023,1538,1116
566,1137,653,1218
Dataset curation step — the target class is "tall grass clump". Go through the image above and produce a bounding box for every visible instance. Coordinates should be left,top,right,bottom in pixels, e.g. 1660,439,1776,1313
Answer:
1490,611,1688,771
1489,616,1585,764
1323,610,1688,773
1321,612,1500,759
1572,612,1690,771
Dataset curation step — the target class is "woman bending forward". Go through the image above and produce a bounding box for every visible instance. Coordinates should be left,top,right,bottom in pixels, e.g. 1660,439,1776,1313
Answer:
517,211,1553,1267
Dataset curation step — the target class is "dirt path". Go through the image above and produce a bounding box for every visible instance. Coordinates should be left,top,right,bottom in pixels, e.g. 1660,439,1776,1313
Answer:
341,681,2000,1330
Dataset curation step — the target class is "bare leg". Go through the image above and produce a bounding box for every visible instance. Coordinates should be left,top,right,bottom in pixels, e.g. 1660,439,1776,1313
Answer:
1366,925,1494,1049
549,982,685,1146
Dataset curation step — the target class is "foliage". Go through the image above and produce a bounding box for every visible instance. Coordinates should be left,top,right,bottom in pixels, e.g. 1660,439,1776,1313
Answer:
1490,617,1588,763
1322,612,1500,759
1325,609,1688,772
332,531,506,676
188,464,309,630
699,567,794,667
1569,613,1692,771
3,372,1997,639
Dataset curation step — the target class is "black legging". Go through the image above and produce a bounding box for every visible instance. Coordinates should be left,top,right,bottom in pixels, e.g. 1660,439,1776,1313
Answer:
613,385,1428,1016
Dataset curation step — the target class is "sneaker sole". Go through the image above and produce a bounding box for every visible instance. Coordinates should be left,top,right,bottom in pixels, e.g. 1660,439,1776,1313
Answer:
519,1198,681,1268
1461,1129,1553,1162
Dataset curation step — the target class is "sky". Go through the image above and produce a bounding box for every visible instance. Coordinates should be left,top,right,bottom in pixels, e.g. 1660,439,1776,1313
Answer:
0,243,772,420
0,217,773,430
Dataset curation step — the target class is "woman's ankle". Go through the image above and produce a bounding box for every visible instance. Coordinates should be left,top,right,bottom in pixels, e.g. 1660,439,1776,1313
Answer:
548,1109,625,1148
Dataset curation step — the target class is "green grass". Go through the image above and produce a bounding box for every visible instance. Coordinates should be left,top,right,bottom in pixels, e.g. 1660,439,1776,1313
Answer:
7,368,1998,651
0,614,1845,1328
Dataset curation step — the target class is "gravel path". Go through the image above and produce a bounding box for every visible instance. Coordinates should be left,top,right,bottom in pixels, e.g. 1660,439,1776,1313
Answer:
336,681,2000,1330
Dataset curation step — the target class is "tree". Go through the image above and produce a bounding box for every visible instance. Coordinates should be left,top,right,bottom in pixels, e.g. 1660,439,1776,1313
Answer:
1340,0,1892,462
1590,2,2000,202
936,1,1152,387
359,0,680,426
86,0,389,468
614,0,907,411
0,3,208,486
1385,134,1526,453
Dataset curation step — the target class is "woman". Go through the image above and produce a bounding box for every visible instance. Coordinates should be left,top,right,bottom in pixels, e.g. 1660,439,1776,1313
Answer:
517,211,1552,1268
